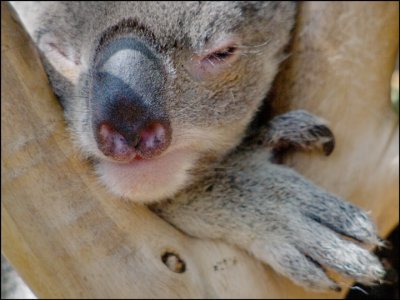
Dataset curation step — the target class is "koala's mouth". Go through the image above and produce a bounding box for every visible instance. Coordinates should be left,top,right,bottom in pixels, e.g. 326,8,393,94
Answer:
124,153,155,164
108,140,185,166
96,145,198,203
131,155,144,161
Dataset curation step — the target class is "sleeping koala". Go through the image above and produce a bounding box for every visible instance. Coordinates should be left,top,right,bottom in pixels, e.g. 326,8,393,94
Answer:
10,1,385,291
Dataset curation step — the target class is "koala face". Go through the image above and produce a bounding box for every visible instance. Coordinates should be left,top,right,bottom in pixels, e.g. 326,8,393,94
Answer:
16,1,296,202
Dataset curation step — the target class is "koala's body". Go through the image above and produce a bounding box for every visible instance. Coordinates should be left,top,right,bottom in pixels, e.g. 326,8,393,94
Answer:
11,1,385,291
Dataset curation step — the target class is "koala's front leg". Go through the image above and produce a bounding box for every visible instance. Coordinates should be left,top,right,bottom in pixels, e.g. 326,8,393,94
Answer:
150,151,385,291
251,110,335,156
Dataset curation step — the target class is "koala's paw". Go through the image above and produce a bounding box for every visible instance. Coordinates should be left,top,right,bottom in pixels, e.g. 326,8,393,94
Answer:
249,185,385,291
265,109,335,156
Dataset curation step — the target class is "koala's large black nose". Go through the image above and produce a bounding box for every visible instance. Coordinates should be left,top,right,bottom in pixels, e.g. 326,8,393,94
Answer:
91,37,170,161
92,86,172,161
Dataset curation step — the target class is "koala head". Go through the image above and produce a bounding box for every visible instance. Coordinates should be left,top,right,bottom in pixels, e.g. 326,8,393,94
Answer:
14,1,296,202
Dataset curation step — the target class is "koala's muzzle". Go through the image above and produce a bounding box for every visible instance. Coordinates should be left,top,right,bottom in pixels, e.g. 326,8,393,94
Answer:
91,37,171,161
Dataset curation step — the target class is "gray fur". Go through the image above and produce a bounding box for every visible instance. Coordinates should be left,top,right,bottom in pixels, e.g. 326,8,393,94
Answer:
150,110,383,290
10,1,384,291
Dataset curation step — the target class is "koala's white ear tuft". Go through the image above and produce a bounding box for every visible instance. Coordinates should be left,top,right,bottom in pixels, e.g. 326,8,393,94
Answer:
38,34,81,84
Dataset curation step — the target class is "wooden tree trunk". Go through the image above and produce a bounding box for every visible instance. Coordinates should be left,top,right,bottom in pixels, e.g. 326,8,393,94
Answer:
2,2,398,299
274,1,399,237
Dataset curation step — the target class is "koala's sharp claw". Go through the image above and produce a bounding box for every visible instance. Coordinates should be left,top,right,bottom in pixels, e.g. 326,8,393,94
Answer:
309,124,335,155
378,238,393,249
309,124,333,137
381,259,398,284
331,285,342,292
322,138,335,156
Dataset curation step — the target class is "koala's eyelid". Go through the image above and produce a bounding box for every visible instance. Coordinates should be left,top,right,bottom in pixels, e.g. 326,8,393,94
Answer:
185,35,241,80
200,35,241,59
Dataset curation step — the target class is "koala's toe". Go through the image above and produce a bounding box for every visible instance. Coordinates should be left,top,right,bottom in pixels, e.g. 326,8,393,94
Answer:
265,110,336,156
322,135,335,156
296,219,385,285
308,124,335,155
250,240,340,291
302,191,380,245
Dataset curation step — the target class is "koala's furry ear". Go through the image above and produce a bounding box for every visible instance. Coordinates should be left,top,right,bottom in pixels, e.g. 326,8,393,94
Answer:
37,33,81,84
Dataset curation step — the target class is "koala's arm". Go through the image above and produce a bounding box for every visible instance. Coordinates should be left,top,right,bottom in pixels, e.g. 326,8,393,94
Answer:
151,152,384,291
150,111,384,291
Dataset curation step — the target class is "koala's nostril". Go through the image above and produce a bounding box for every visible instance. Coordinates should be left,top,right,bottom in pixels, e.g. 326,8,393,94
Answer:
98,123,137,161
96,121,171,161
137,122,171,159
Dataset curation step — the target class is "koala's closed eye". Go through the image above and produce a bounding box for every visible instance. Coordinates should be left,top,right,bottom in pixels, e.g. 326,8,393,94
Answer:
186,36,240,80
202,45,238,65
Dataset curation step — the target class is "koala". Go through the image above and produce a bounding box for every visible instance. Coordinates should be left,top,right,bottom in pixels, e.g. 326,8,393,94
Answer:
10,1,385,292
